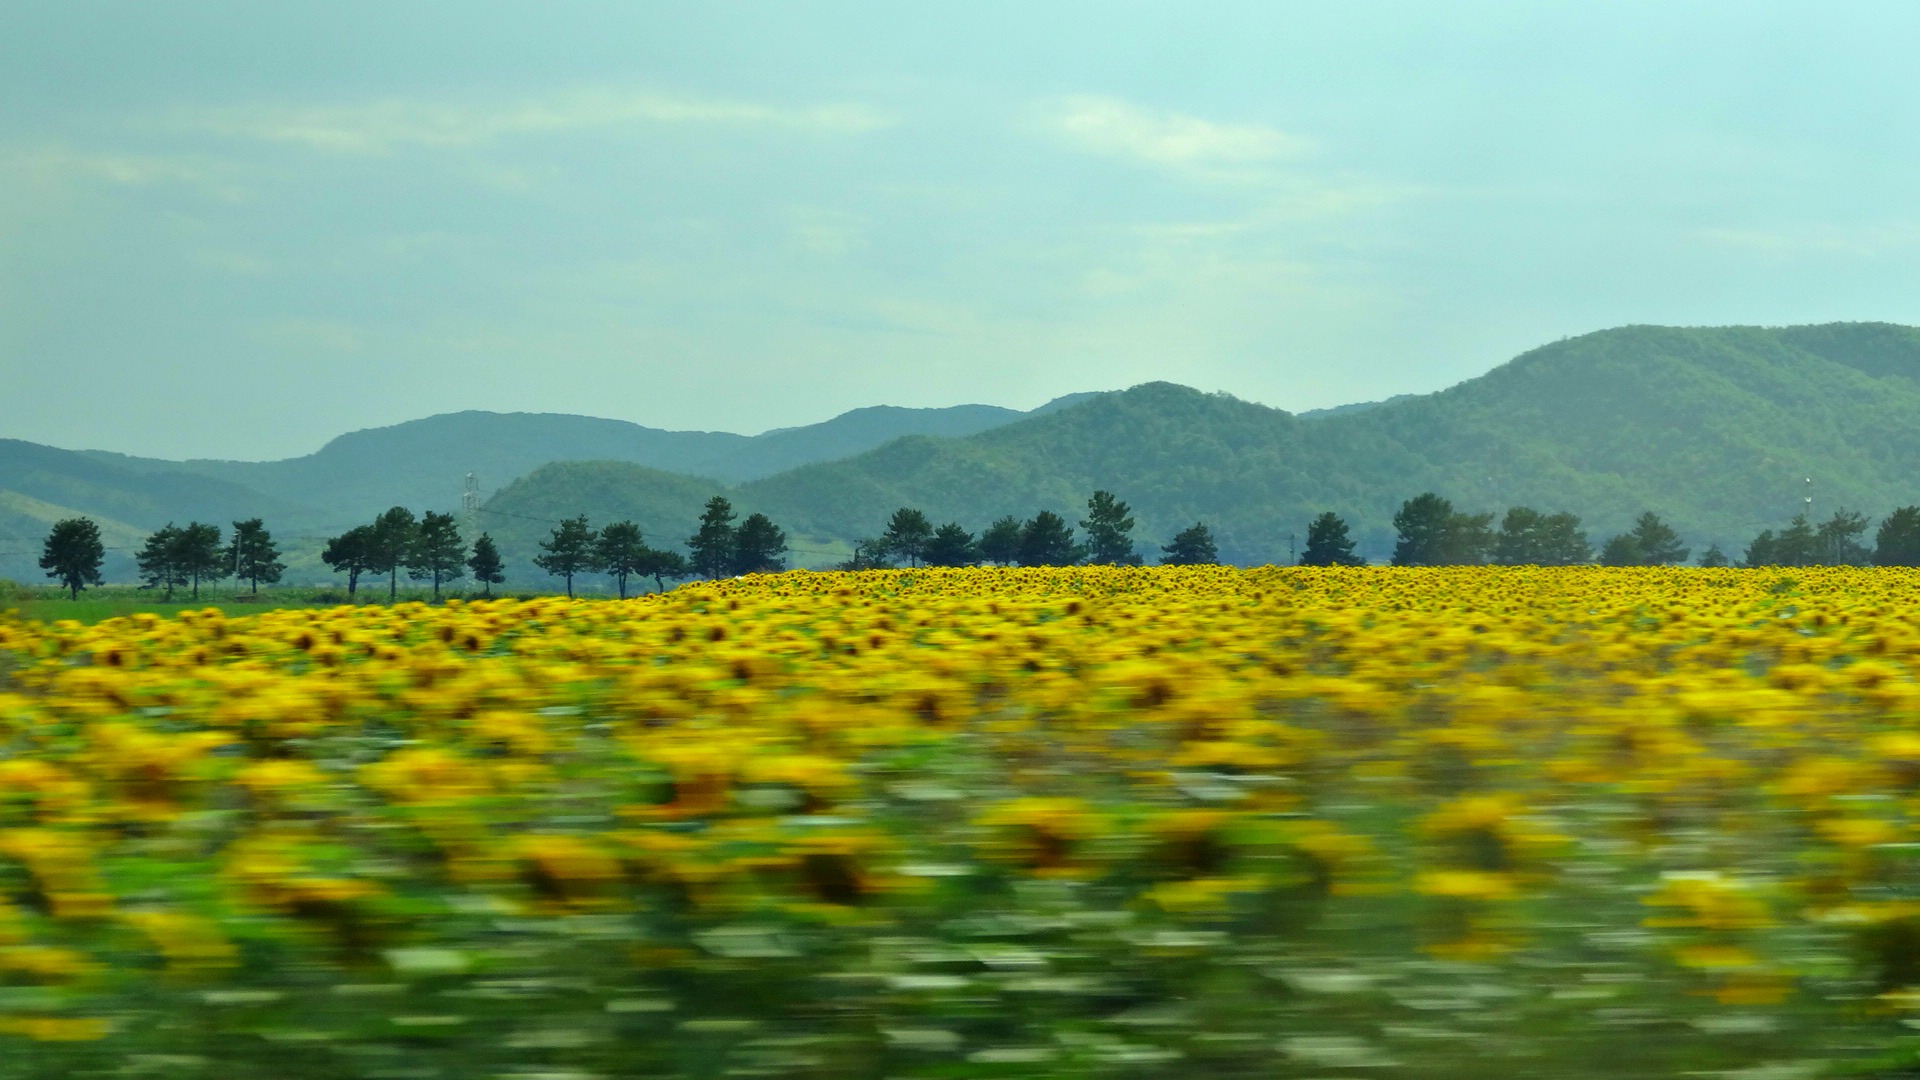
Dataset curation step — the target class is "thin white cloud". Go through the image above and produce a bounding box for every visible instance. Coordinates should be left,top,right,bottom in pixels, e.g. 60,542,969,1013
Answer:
1695,223,1920,257
175,86,894,154
0,146,247,198
1034,94,1311,173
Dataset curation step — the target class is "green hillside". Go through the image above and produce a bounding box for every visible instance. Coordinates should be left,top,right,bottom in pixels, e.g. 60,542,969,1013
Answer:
84,399,1077,526
1,397,1093,585
484,323,1920,567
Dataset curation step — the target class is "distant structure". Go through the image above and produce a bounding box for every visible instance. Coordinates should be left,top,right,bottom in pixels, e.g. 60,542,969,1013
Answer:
463,473,480,535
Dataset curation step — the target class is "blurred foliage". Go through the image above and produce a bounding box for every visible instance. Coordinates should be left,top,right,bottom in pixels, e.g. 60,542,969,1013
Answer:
2,566,1920,1077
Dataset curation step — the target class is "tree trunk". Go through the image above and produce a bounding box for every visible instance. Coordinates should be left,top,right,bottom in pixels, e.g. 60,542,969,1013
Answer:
389,567,397,601
565,573,574,599
617,574,627,600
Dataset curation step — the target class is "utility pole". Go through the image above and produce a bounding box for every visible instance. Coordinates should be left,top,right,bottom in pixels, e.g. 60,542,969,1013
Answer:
1289,532,1297,564
463,473,480,536
1804,476,1813,522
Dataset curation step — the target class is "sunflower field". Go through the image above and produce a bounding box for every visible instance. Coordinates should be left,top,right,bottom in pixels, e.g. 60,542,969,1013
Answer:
4,565,1920,1079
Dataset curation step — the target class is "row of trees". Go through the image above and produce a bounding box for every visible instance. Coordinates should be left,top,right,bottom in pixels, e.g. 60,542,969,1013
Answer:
1296,493,1920,567
39,517,290,601
320,496,793,600
39,494,1920,601
320,509,503,601
848,492,1219,569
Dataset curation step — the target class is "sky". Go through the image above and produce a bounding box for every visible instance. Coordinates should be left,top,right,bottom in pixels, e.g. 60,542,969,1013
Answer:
4,1,1919,461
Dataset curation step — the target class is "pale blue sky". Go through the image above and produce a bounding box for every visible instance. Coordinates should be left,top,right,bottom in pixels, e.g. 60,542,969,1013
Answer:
4,1,1918,459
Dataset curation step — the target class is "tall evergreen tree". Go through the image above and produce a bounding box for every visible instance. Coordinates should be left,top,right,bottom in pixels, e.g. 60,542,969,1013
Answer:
1080,490,1139,565
1159,522,1218,565
322,525,378,599
978,516,1023,566
407,511,467,600
137,524,187,600
1814,510,1873,566
838,538,895,571
1745,515,1817,567
467,533,506,597
1598,534,1643,566
226,518,284,594
596,520,648,599
1018,511,1079,567
1876,506,1920,567
1301,512,1363,566
534,515,600,598
640,547,691,593
732,513,789,575
1495,507,1590,565
1394,495,1496,565
40,518,105,599
367,507,419,601
880,508,934,568
174,522,228,601
687,497,737,579
1392,494,1452,566
922,523,979,567
1629,512,1689,565
1697,543,1730,567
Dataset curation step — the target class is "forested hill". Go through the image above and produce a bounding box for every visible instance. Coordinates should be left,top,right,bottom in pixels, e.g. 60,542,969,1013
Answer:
83,397,1097,517
486,323,1920,568
0,397,1093,582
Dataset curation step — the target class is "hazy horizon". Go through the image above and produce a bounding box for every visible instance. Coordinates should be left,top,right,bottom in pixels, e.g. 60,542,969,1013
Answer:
6,1,1920,460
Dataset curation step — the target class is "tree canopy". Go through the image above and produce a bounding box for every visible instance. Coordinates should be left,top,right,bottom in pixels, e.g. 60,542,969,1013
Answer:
1301,512,1364,566
534,515,600,598
1080,490,1139,565
1159,522,1218,566
40,518,105,599
407,511,467,600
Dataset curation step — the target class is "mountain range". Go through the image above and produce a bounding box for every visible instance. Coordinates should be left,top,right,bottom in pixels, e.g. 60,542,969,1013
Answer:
0,394,1097,582
4,322,1919,585
480,322,1920,569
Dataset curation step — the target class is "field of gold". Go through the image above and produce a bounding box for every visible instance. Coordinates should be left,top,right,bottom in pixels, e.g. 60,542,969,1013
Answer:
3,565,1920,1079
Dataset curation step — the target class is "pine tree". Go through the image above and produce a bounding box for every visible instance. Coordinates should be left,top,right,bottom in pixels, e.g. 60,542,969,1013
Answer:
978,516,1023,565
1495,508,1590,565
1698,543,1730,567
1628,512,1688,565
1018,511,1079,567
1300,512,1363,566
406,511,467,600
732,514,788,575
880,508,934,567
137,524,186,600
687,497,737,579
227,518,284,594
467,533,506,596
534,516,600,598
40,518,105,599
1814,510,1872,565
922,523,978,567
175,522,228,601
1391,494,1453,566
323,525,379,598
367,507,419,601
1159,522,1218,565
1080,491,1139,565
1876,506,1920,567
640,548,691,593
596,520,648,599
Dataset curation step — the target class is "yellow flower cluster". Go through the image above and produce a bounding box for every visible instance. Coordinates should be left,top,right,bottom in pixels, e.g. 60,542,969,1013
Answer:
0,564,1918,1073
